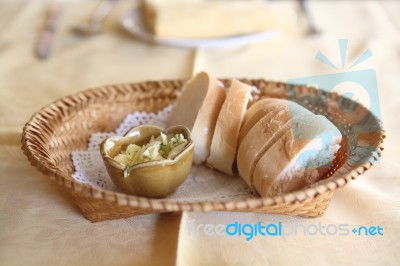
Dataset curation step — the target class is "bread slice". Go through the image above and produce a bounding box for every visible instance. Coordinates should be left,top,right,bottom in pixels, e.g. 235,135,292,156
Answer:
238,98,286,147
207,79,254,175
237,100,313,191
252,114,342,197
241,98,278,128
142,0,297,39
168,72,226,165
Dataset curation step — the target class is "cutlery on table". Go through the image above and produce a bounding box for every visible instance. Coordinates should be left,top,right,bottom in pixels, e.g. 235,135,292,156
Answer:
298,0,321,35
34,3,63,60
72,0,118,36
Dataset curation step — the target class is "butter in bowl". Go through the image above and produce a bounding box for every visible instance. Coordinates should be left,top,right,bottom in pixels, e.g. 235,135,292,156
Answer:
100,125,194,198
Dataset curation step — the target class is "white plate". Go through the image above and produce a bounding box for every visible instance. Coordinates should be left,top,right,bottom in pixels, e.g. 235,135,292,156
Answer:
121,8,280,48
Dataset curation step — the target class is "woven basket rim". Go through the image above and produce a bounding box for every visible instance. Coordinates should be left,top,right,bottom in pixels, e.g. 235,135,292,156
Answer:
21,79,385,212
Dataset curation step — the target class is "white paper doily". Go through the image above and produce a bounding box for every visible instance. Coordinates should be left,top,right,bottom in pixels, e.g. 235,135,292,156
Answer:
71,105,254,201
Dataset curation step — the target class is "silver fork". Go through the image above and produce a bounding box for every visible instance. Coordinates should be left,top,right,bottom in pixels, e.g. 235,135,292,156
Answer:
299,0,321,35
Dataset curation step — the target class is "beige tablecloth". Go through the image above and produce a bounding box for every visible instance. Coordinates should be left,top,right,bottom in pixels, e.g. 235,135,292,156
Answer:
0,1,399,265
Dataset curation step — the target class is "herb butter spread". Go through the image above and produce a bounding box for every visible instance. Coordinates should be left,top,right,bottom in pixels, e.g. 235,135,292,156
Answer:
114,132,188,168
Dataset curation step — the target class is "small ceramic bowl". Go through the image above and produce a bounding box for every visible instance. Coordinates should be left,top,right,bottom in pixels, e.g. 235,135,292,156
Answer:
100,125,194,198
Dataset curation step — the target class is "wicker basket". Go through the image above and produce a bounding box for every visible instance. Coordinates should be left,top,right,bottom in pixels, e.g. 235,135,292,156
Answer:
21,79,385,222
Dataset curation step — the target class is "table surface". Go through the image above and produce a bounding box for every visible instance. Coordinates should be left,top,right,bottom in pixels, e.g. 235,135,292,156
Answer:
1,1,400,265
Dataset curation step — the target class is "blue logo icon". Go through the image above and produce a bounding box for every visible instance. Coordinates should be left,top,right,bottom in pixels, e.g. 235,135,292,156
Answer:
286,39,382,168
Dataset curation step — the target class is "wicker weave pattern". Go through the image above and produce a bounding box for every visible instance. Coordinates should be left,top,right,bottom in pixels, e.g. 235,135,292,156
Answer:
21,80,385,222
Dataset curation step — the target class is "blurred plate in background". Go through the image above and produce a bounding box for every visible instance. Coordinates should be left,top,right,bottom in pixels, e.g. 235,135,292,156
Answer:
121,8,279,48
